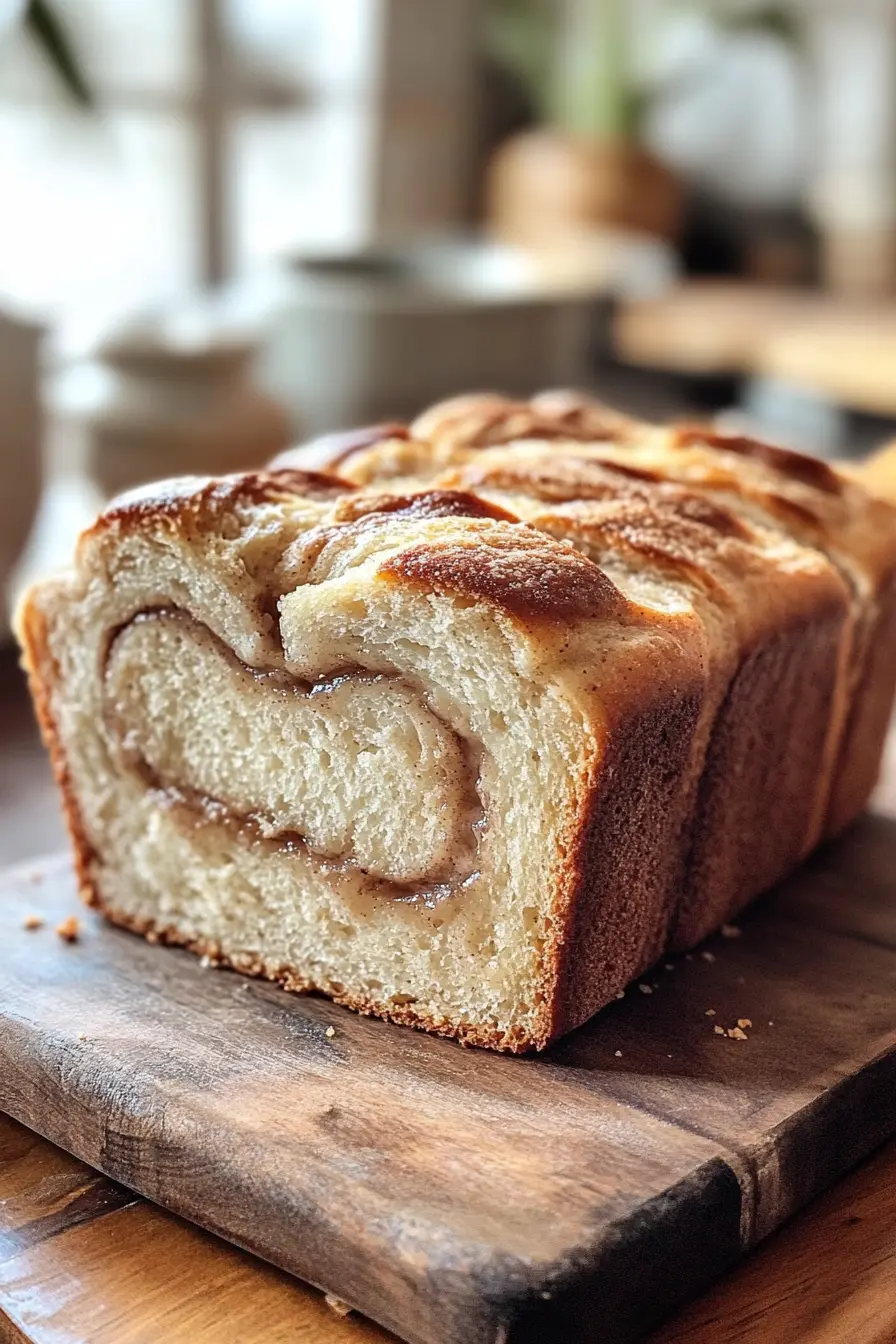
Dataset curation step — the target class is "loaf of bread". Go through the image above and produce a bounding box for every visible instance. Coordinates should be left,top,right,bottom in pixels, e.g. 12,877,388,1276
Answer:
18,393,896,1051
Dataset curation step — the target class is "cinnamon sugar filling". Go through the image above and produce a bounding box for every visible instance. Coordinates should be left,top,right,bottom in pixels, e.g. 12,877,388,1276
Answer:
102,608,485,905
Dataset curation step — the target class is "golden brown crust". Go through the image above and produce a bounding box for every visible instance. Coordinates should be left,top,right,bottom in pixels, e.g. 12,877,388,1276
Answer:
258,467,358,500
19,388,896,1052
673,595,850,947
279,493,524,589
411,391,640,451
439,453,639,504
80,469,353,554
529,388,643,439
378,531,628,624
532,500,754,597
281,395,640,488
826,568,896,836
87,896,542,1052
16,596,99,908
270,424,412,474
672,425,844,496
439,449,753,542
659,491,753,541
549,669,705,1037
329,488,520,526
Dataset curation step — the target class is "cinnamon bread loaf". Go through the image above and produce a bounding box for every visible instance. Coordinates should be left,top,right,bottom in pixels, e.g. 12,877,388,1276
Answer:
18,394,896,1050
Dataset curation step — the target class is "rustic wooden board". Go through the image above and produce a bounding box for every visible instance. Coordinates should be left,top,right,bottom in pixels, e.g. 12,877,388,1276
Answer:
5,1113,896,1344
2,824,896,1344
0,1113,389,1344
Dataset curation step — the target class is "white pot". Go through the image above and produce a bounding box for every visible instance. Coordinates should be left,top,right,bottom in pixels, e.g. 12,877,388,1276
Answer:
0,308,42,627
58,316,292,501
244,239,675,435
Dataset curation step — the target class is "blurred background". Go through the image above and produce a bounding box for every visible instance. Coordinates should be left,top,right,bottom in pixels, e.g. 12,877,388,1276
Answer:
5,0,896,630
6,0,896,860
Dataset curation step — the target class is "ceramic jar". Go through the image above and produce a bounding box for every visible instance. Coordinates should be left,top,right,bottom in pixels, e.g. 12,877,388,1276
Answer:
486,129,684,250
66,317,292,501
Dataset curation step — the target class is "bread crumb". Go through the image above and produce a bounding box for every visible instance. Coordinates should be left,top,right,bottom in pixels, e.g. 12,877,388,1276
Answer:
325,1294,352,1318
615,990,625,1000
614,1049,623,1057
77,1032,87,1041
700,950,716,963
728,1026,748,1041
199,954,216,969
666,1053,672,1059
325,1026,336,1038
737,1017,753,1030
721,924,741,938
56,916,80,943
540,1290,552,1300
705,1008,716,1017
638,984,653,995
713,1025,726,1036
22,914,44,931
664,963,674,971
768,1020,775,1026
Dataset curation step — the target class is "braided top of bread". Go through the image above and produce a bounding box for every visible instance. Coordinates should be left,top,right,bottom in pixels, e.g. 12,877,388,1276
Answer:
260,390,896,608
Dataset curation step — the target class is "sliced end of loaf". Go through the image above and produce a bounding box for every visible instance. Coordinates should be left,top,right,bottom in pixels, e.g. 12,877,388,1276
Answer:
18,474,709,1050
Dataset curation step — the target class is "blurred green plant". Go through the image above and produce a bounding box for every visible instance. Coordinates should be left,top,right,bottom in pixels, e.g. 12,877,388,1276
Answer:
20,0,92,105
715,4,799,45
552,0,641,140
483,0,797,142
482,0,555,122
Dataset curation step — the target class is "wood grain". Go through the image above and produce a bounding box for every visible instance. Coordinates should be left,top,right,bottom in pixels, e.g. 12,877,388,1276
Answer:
2,820,896,1344
0,859,743,1344
0,1114,392,1344
6,1109,896,1344
654,1132,896,1344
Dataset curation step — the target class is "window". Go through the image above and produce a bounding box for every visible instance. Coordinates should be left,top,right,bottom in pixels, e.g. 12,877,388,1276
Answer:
0,0,477,354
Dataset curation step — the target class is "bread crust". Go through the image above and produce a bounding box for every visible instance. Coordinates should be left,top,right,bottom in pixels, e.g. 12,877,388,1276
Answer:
378,533,628,623
17,596,98,907
73,899,543,1052
27,599,704,1053
549,669,705,1037
826,566,896,836
21,592,541,1054
81,468,352,544
17,391,896,1051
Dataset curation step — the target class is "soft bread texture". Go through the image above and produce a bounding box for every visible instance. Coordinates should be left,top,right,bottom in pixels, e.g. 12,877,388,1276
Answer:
18,394,896,1050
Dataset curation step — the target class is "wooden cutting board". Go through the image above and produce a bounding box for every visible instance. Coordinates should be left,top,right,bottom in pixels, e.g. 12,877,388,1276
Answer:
3,820,896,1344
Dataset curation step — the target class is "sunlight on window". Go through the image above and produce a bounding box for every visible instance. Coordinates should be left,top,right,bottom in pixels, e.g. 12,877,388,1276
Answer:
0,0,472,352
0,110,197,352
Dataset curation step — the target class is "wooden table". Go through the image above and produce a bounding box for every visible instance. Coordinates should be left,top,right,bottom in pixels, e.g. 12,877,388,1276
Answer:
2,646,896,1344
614,280,896,421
